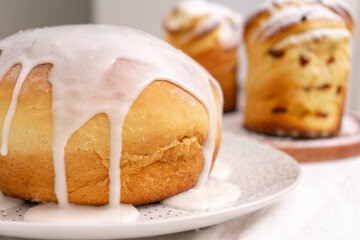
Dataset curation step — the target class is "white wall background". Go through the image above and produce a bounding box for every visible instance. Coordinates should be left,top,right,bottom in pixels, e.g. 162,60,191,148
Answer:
92,0,360,114
0,0,91,39
92,0,271,37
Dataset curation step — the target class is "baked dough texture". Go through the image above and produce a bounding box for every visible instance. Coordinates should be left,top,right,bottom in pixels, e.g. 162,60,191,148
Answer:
243,0,353,138
164,1,241,112
0,63,221,205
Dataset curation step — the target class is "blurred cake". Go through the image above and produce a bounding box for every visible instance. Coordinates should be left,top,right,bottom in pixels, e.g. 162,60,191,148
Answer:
164,0,242,112
243,0,354,138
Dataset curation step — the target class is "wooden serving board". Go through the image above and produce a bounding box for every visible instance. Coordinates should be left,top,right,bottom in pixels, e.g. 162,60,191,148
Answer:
222,112,360,162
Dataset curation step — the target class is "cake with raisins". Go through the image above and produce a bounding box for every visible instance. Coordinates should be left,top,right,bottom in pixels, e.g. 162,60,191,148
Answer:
243,0,354,138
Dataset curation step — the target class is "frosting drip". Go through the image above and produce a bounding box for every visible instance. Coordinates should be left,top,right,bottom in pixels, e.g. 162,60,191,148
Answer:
252,0,352,18
273,28,350,49
247,0,353,42
0,25,223,218
256,4,343,39
161,178,240,210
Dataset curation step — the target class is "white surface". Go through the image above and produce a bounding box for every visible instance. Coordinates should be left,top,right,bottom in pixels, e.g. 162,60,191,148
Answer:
136,155,360,240
0,0,90,39
0,132,300,239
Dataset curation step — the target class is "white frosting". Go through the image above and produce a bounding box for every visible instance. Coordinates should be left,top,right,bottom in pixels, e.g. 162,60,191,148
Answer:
252,0,352,19
210,161,231,180
0,25,234,221
161,178,240,210
256,4,343,39
316,0,353,20
166,0,242,49
24,203,139,223
273,28,350,49
0,191,24,210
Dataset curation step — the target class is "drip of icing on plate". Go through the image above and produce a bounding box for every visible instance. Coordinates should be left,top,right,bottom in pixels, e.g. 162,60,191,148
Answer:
0,25,239,222
209,161,232,180
161,179,240,210
162,161,238,210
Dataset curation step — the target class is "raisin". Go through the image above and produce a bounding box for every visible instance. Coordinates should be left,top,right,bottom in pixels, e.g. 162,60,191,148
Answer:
316,84,330,90
266,94,276,99
300,56,309,66
313,37,320,43
327,57,335,64
303,86,311,91
337,86,342,95
272,107,287,114
269,49,284,58
316,112,328,118
301,15,307,21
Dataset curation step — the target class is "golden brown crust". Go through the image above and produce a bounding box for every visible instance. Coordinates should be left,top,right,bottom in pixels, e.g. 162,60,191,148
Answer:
0,63,221,205
165,30,237,112
188,46,237,112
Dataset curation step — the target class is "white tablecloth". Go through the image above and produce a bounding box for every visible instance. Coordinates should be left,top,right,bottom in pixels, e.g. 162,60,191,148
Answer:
133,156,360,240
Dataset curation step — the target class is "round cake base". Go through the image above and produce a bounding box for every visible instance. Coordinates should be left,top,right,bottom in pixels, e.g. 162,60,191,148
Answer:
223,112,360,162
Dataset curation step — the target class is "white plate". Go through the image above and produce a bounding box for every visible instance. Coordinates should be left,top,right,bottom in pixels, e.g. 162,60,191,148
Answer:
0,132,300,239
